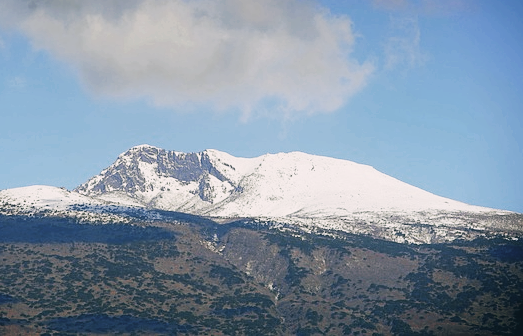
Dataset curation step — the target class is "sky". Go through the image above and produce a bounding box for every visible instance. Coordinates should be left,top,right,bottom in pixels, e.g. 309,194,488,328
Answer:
0,0,522,213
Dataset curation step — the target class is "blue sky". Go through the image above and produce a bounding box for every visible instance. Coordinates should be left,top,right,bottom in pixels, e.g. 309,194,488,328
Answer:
1,0,522,212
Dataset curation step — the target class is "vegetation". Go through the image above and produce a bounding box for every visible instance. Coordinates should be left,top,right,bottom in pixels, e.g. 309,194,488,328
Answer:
1,215,522,335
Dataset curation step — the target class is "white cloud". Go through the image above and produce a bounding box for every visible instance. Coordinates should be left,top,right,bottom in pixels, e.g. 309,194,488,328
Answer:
372,0,475,72
7,76,26,89
384,16,427,70
0,0,373,119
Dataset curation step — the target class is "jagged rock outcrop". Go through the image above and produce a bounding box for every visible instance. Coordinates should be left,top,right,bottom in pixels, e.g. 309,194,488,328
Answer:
75,145,238,210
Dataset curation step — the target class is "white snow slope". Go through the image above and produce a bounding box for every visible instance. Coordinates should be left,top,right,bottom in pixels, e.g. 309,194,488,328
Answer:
202,151,495,217
77,145,500,217
0,185,132,223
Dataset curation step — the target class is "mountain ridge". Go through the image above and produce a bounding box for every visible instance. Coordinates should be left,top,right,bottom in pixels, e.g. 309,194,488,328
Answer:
75,144,499,215
1,144,521,244
2,147,523,335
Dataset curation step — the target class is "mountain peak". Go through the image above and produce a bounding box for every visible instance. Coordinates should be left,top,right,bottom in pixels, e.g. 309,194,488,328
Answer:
2,145,520,243
130,144,160,150
125,144,161,153
75,145,236,208
77,144,500,215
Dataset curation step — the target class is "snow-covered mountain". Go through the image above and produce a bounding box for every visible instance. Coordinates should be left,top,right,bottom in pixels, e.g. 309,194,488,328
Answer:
0,185,133,223
2,145,521,243
75,144,494,216
71,144,522,243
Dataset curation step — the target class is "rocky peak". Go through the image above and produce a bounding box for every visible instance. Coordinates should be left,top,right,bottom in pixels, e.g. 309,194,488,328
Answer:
75,145,233,199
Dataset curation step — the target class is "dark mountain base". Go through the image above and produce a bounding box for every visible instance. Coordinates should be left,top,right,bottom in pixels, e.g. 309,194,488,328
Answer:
1,216,522,335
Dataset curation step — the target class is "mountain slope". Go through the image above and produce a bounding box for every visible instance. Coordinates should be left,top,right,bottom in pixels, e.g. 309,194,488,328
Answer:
70,144,522,243
75,144,497,217
2,216,523,335
75,145,241,211
1,145,520,243
0,185,98,210
0,185,137,224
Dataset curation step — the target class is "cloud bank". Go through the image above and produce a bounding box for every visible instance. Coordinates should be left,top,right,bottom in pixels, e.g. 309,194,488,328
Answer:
0,0,373,119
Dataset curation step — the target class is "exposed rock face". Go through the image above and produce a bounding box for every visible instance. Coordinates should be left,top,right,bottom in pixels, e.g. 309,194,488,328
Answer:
76,145,229,195
74,145,239,211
